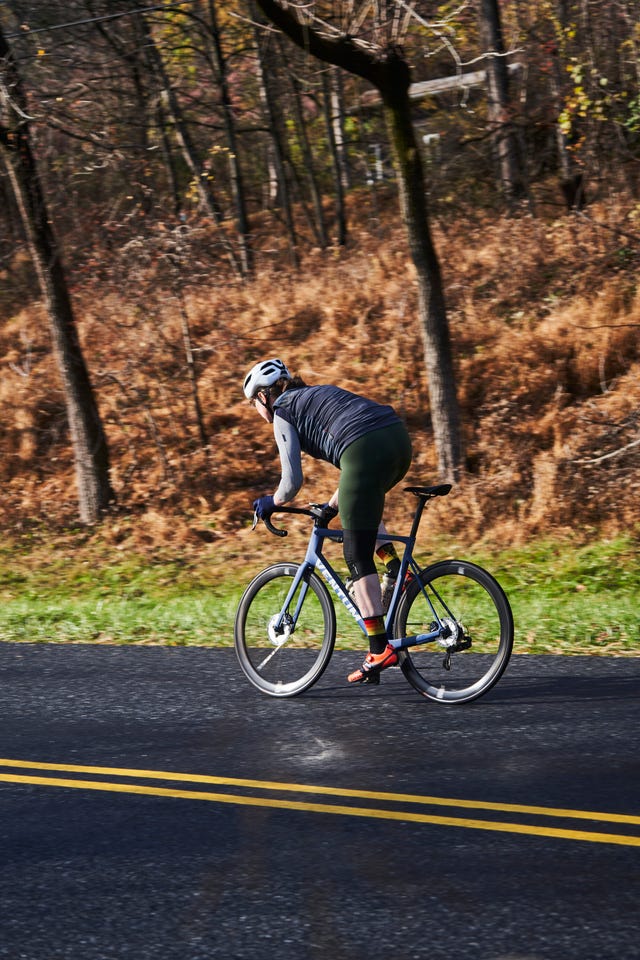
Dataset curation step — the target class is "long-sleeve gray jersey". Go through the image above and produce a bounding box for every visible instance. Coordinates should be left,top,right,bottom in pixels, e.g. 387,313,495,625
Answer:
272,384,400,503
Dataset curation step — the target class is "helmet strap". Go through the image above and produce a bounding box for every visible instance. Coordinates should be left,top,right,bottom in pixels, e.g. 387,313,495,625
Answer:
255,389,275,416
264,388,276,415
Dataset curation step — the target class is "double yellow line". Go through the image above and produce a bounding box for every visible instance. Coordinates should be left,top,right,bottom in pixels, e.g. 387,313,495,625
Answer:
1,757,639,847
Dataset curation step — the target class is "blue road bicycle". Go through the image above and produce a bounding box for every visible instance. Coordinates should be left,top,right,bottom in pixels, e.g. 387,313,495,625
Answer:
234,484,514,704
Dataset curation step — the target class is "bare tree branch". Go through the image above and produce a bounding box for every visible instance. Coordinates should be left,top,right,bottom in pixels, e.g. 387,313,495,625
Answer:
572,437,640,465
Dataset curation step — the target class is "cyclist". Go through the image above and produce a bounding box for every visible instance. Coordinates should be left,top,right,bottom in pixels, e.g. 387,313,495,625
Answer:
244,357,412,684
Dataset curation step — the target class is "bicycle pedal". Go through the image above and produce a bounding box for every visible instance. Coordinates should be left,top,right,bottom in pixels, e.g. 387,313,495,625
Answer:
361,671,380,685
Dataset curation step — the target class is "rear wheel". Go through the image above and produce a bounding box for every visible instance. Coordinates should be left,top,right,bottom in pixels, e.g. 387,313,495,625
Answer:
392,560,513,704
235,563,336,697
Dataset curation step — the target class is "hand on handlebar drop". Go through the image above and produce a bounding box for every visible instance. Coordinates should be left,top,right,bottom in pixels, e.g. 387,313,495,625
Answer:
310,502,339,525
253,495,275,520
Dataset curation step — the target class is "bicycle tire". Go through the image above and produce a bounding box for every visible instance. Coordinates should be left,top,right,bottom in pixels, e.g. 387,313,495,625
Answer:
392,559,513,704
234,562,336,698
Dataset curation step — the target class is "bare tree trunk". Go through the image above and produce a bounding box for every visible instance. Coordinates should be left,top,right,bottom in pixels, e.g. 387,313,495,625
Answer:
156,99,182,216
546,6,586,211
95,15,184,221
381,57,461,480
207,0,254,276
550,56,586,210
0,27,113,523
285,49,328,248
329,67,351,191
139,13,243,276
322,68,348,245
251,2,299,266
478,0,527,206
180,304,209,452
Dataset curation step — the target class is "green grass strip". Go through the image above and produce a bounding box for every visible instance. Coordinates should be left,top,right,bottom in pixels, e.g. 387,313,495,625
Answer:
0,534,637,653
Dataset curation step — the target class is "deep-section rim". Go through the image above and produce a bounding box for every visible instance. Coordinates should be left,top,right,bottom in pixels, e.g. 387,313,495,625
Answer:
234,562,336,697
393,559,514,704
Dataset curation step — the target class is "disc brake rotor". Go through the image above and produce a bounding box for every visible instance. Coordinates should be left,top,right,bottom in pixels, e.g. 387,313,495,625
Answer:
267,613,293,646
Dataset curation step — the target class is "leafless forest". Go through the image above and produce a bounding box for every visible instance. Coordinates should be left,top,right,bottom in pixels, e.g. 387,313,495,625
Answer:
1,1,639,552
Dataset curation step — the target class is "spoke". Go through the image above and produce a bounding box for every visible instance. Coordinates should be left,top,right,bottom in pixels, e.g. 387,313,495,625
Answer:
256,645,283,672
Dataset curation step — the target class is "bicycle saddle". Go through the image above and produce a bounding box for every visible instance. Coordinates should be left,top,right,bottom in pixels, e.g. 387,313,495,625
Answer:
405,484,452,499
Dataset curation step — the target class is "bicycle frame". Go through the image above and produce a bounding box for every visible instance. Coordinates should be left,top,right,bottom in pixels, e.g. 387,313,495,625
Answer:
270,520,447,652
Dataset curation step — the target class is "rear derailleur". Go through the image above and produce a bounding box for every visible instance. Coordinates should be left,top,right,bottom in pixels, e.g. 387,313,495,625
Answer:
434,619,473,670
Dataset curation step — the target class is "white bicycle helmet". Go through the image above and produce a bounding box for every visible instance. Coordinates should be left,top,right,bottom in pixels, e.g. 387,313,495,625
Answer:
243,358,291,400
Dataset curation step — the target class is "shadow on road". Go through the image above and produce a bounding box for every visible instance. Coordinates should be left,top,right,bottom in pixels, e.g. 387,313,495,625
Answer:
303,654,640,706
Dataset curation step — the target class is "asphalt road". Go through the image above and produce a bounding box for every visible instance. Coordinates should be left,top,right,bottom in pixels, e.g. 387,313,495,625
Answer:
0,642,638,960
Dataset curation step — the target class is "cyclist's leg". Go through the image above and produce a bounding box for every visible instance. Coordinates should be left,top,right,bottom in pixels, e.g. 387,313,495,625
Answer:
376,426,412,580
339,424,412,532
376,524,402,581
339,423,412,600
353,570,384,618
339,425,411,682
343,530,383,619
342,527,391,676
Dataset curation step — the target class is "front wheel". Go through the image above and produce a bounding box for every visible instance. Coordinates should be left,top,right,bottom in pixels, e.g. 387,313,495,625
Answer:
234,563,336,697
392,560,513,704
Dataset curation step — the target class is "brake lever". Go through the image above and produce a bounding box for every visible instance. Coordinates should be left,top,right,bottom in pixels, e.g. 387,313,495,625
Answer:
251,509,287,537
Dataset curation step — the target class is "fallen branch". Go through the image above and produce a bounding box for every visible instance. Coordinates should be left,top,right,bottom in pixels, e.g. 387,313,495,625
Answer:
572,436,640,465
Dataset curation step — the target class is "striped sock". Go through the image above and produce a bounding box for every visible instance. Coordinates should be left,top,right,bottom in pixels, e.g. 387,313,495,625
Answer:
364,615,387,655
376,542,401,579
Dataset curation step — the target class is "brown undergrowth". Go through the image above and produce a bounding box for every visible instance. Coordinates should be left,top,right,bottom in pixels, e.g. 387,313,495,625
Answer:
1,189,639,561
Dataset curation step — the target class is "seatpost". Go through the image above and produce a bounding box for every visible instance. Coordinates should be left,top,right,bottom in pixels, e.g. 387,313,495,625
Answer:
405,485,452,542
408,495,427,542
